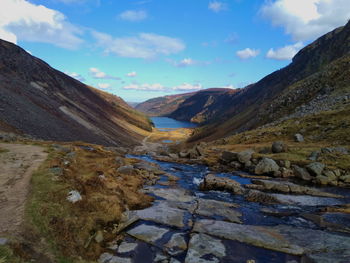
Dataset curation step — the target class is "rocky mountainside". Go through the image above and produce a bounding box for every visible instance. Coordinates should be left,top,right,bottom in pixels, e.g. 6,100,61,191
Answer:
0,40,152,146
135,91,197,116
187,21,350,142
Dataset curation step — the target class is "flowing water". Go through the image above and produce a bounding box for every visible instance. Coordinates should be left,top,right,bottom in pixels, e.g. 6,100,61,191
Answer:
99,154,350,263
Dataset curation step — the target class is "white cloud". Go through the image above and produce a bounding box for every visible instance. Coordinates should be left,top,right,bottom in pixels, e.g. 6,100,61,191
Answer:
97,83,111,89
266,42,304,60
208,1,227,13
167,58,211,67
89,67,120,80
118,10,148,22
236,48,260,59
92,31,185,59
66,71,86,82
0,0,83,49
261,0,350,41
126,71,137,77
122,83,203,92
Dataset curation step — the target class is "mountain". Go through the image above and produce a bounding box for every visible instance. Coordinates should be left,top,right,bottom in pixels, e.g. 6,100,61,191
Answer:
135,88,232,119
0,39,152,146
168,88,237,123
135,91,197,116
186,21,350,142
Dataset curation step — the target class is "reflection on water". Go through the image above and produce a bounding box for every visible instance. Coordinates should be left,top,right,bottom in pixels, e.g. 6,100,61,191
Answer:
151,117,198,129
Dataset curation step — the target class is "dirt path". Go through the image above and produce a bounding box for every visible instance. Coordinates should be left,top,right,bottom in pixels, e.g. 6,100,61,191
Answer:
0,143,47,237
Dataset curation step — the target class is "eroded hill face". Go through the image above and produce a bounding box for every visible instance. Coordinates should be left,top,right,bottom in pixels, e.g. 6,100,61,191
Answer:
0,40,152,146
188,21,350,142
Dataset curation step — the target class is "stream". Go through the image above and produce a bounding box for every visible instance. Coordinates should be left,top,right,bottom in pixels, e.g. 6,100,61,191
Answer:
99,155,350,263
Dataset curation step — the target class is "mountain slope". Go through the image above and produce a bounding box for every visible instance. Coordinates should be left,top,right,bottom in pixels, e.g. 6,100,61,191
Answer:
189,21,350,142
135,91,197,116
0,39,152,146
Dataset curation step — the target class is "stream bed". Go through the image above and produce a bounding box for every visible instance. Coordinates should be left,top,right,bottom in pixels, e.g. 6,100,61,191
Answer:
99,155,350,263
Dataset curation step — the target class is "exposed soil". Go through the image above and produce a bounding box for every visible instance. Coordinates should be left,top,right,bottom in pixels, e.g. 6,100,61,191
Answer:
0,143,47,237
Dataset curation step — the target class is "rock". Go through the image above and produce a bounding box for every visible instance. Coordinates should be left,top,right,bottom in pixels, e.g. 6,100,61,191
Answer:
99,252,113,263
179,151,190,158
321,147,349,155
135,202,189,228
251,179,290,193
193,219,350,259
221,151,238,163
237,149,254,164
168,153,179,159
117,242,138,253
196,199,242,224
134,161,163,174
229,161,242,170
144,187,194,203
200,174,244,195
0,238,8,245
292,165,312,181
315,175,332,185
322,170,337,180
271,194,342,206
127,224,169,244
94,230,104,243
340,175,350,183
280,167,294,178
306,162,325,176
165,233,187,255
245,190,280,204
254,158,279,175
294,133,304,142
67,190,82,203
117,165,134,175
271,141,288,153
195,146,205,156
308,151,319,161
185,233,226,263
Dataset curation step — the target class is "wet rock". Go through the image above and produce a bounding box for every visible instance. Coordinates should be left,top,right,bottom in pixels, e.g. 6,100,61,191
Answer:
127,224,169,244
199,174,244,195
117,242,138,253
135,202,188,228
292,165,312,181
193,219,350,259
245,190,280,204
185,233,226,263
294,133,304,142
237,149,254,164
165,233,187,255
254,158,279,175
271,141,288,153
117,165,135,175
144,187,194,202
306,162,325,176
271,194,343,206
196,199,242,224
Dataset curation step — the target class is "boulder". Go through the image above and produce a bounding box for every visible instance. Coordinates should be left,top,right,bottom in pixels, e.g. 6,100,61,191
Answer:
200,174,244,195
308,151,319,161
339,175,350,183
271,141,288,153
315,175,332,185
306,162,325,176
292,165,312,181
294,133,304,142
254,158,279,175
237,149,254,164
221,151,238,163
245,190,280,204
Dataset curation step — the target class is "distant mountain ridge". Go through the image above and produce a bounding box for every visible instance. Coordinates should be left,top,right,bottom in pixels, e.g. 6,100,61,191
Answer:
0,39,152,146
135,88,232,119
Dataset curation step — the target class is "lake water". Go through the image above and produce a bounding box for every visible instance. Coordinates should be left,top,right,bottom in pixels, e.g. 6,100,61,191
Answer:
150,117,198,130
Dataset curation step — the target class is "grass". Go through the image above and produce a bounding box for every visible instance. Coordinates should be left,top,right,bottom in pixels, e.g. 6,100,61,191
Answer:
0,245,22,263
25,142,153,262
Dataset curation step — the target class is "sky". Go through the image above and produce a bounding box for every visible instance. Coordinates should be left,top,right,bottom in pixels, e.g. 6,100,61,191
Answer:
1,0,350,102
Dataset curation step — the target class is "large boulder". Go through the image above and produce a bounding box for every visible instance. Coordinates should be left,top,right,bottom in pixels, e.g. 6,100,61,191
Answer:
254,158,279,175
271,141,288,153
117,165,135,175
237,149,254,164
200,174,244,195
306,162,325,176
292,165,312,181
221,151,238,163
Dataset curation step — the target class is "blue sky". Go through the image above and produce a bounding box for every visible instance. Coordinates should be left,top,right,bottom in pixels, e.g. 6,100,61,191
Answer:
1,0,349,102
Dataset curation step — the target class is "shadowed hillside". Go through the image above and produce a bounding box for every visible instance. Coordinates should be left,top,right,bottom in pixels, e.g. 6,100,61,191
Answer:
0,40,152,146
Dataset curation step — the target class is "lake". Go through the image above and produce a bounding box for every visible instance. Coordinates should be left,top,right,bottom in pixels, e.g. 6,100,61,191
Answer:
150,117,198,130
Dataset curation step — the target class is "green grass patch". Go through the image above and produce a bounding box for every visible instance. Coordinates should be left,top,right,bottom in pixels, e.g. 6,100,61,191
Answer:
0,245,22,263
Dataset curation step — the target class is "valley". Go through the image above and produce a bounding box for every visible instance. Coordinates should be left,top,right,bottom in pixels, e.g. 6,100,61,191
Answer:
0,8,349,263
